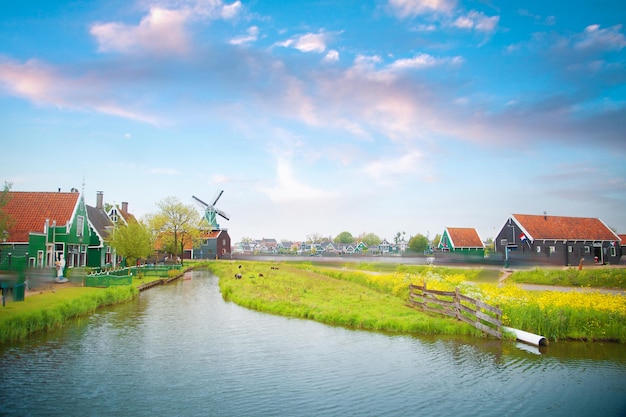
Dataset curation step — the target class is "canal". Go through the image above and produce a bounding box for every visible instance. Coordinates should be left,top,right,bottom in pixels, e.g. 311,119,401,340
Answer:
1,270,625,416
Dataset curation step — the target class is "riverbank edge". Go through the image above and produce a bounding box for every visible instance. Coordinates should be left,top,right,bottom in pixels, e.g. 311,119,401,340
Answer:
208,261,626,344
0,268,193,344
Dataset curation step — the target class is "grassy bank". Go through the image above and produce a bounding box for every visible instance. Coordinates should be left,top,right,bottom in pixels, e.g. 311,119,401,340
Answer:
0,284,138,343
211,261,486,338
211,261,626,343
508,267,626,289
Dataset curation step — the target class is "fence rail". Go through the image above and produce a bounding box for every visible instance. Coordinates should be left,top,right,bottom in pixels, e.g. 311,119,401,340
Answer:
408,283,502,339
85,265,181,287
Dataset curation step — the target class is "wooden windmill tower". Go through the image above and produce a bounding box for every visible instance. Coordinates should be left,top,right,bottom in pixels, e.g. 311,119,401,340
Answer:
192,190,229,231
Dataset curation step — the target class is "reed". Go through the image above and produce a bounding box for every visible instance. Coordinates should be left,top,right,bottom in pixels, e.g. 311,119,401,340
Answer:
0,285,138,343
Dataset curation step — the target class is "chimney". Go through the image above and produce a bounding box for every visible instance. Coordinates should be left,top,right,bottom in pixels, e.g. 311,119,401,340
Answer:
544,211,548,221
96,191,104,209
122,202,128,212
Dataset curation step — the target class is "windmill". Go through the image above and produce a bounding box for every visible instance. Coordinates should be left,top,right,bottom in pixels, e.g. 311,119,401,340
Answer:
192,190,230,231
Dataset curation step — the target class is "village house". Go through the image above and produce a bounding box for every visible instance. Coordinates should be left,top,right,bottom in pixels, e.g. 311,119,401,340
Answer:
0,189,91,273
494,213,621,266
191,229,231,259
86,191,118,269
438,227,485,257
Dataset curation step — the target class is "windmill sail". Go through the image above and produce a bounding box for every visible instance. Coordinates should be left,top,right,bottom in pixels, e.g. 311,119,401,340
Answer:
193,190,229,230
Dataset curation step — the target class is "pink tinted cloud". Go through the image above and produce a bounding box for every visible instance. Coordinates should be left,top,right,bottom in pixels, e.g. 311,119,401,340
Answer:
91,7,192,55
0,57,158,124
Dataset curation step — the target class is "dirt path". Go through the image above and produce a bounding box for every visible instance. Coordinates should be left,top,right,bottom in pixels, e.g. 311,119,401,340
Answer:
497,269,625,295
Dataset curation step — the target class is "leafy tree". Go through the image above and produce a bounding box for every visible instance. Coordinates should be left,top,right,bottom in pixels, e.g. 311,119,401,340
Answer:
149,197,201,263
409,234,429,253
306,232,324,243
109,221,153,267
361,232,381,247
393,231,406,244
431,233,441,249
334,231,354,244
484,237,495,257
0,181,14,242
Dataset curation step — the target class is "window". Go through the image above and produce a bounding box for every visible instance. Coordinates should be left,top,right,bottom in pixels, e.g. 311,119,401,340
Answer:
500,239,508,247
77,216,84,237
105,247,112,264
611,246,616,257
536,246,541,253
549,246,556,254
585,246,590,254
568,246,573,253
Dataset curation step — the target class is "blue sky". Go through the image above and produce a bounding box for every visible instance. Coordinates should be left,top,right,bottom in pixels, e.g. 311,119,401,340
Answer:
1,0,625,244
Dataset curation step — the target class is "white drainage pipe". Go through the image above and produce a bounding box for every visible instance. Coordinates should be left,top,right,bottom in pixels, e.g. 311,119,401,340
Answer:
503,326,548,347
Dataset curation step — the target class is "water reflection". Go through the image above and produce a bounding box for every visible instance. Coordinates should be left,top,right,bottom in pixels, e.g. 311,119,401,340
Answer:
1,270,625,417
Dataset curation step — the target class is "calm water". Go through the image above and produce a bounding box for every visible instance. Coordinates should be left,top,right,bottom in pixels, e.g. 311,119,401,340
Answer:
1,270,625,417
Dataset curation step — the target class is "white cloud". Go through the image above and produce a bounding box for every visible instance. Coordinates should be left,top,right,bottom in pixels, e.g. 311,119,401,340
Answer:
388,0,456,18
90,1,243,55
260,157,336,204
362,150,423,183
346,53,463,83
91,7,191,55
212,174,231,183
323,49,340,62
219,1,243,19
278,32,327,53
575,24,626,51
453,11,499,32
230,26,259,45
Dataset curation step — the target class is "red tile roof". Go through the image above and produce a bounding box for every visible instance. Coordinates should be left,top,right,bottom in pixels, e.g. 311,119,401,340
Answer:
446,227,484,248
618,234,626,245
512,214,619,241
4,191,80,242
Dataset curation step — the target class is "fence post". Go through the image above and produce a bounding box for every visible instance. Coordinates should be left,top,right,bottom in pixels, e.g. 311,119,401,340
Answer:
454,287,460,320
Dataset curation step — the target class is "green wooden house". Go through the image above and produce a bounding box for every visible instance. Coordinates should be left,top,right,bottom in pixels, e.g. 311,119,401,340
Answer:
438,227,485,256
86,191,119,270
0,190,91,275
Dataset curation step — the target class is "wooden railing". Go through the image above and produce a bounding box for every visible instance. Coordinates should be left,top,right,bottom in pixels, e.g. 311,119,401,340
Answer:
408,283,502,339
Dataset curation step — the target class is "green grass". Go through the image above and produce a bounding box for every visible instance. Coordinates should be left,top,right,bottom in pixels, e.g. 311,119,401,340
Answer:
211,261,485,338
508,267,626,289
0,285,138,343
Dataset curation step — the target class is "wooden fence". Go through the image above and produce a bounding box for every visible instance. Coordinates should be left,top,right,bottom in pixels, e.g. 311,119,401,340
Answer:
408,283,502,339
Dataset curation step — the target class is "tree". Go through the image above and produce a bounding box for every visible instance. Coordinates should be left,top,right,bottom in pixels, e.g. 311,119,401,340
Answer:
431,233,441,249
149,197,201,263
109,221,153,267
409,234,429,253
484,237,495,257
306,232,324,243
393,231,406,244
0,181,14,242
361,232,381,247
334,231,354,244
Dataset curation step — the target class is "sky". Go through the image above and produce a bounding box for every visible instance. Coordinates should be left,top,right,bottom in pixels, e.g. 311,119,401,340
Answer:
1,0,625,244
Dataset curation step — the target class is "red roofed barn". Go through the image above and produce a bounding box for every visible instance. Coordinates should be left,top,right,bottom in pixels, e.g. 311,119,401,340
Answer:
495,213,621,266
